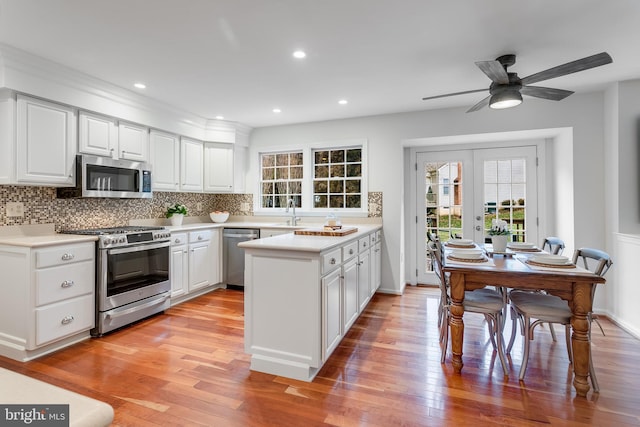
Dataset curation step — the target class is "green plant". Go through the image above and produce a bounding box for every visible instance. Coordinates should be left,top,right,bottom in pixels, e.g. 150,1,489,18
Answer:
487,219,510,236
165,203,187,218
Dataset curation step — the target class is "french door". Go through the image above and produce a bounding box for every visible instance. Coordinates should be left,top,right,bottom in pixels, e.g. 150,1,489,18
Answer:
416,146,538,284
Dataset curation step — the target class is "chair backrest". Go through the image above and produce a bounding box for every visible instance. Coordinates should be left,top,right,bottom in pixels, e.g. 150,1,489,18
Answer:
572,248,613,278
542,236,565,255
427,241,448,301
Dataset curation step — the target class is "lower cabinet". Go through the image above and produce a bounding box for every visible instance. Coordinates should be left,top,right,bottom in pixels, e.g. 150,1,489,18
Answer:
322,269,343,360
0,241,95,361
170,228,222,305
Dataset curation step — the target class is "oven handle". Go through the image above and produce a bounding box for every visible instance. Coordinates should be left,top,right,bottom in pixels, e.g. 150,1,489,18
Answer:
106,240,170,255
105,293,170,320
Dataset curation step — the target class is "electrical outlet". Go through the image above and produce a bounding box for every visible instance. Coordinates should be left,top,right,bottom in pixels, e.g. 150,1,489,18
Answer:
196,202,203,211
241,202,250,211
6,202,25,217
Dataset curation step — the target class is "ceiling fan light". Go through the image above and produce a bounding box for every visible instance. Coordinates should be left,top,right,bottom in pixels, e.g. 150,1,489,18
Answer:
489,91,523,109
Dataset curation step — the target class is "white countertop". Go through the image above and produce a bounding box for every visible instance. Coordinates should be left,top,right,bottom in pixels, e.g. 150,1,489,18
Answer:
0,224,98,248
238,225,382,253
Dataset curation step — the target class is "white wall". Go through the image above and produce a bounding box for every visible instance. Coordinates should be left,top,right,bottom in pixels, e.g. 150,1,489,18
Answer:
250,91,608,296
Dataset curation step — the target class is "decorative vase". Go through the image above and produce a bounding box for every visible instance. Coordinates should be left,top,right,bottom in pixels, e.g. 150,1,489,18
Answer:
170,213,184,226
491,235,509,253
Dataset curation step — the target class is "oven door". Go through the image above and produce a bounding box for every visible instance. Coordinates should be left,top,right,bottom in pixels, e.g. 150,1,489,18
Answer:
98,240,170,311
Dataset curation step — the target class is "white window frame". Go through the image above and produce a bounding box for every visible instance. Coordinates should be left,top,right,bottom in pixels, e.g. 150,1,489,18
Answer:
253,138,368,217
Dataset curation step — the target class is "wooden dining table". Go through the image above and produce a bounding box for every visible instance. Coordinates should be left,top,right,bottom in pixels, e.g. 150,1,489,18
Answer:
443,249,606,397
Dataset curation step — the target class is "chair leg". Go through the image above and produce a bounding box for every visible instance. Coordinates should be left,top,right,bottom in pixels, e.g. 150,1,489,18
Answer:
441,311,449,364
494,313,509,376
591,313,606,336
518,315,532,381
549,323,558,342
485,314,498,350
564,324,572,363
589,353,600,393
506,306,518,354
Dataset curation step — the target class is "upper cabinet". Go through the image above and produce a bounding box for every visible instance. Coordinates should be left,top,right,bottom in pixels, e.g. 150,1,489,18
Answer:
180,137,203,192
204,142,234,193
16,95,76,185
78,111,149,162
149,130,180,191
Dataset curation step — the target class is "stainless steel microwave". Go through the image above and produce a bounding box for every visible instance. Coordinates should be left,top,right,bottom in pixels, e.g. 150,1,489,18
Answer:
57,155,152,199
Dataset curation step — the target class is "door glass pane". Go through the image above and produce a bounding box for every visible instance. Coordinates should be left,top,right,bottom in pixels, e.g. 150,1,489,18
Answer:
424,161,464,271
483,158,527,242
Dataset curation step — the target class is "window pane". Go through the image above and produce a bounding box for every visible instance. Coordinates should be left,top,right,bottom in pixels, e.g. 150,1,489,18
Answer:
276,154,289,166
330,195,344,208
314,195,327,208
262,182,273,194
290,166,303,179
260,151,304,210
330,164,344,178
276,167,289,180
315,165,329,178
329,181,344,193
346,195,361,208
314,180,328,193
262,155,275,167
346,149,361,162
262,168,274,180
345,180,360,193
290,152,303,165
288,181,301,194
331,150,344,163
315,151,329,164
262,196,273,208
346,164,361,177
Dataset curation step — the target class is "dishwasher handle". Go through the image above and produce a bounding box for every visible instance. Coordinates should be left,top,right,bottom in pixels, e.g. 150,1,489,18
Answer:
224,232,259,239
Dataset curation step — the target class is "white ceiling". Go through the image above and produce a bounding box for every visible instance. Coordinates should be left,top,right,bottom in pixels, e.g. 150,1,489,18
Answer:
1,0,639,128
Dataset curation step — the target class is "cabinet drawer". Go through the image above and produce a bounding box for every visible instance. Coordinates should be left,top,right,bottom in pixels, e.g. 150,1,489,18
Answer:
35,261,94,306
35,295,94,346
359,236,371,252
189,229,211,243
36,243,94,268
171,232,188,246
370,231,382,244
322,248,342,274
343,241,358,261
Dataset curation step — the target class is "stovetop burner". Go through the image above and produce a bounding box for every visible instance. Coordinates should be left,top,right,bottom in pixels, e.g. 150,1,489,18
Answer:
61,225,165,235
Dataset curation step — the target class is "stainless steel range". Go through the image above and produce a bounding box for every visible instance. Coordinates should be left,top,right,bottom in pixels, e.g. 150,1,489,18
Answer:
61,226,171,336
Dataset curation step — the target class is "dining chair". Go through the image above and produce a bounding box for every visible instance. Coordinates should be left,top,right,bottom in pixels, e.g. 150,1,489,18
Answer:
541,236,565,255
506,247,612,391
428,241,509,375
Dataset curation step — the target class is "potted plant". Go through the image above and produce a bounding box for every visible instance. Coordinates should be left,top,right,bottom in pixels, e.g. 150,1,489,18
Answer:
487,218,510,253
166,203,187,226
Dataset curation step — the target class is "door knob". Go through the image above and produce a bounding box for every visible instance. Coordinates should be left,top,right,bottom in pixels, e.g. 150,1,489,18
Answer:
476,215,482,221
475,225,482,231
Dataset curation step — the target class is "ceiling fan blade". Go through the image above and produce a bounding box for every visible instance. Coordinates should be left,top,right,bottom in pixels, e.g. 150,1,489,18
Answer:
521,86,574,101
521,52,612,85
466,95,491,113
422,88,487,101
475,60,509,84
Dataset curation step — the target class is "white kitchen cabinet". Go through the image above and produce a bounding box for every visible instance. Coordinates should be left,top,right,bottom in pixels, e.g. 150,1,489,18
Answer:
342,256,359,332
78,111,118,158
180,137,204,192
321,269,342,360
118,121,149,161
150,130,180,191
0,92,14,183
357,247,371,312
204,142,234,193
16,94,76,185
0,241,95,361
188,230,212,292
170,232,188,299
371,231,382,293
260,228,293,238
78,112,149,162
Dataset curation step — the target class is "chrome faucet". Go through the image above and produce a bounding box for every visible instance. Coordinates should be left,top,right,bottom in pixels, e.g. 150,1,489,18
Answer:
286,198,300,226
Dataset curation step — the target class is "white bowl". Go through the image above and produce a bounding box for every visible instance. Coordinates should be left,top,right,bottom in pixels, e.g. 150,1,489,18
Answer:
451,248,484,259
508,242,536,249
531,254,570,265
210,211,230,223
446,238,474,247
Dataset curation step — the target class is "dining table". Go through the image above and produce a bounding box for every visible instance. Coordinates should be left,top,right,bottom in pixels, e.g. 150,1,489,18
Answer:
443,245,606,397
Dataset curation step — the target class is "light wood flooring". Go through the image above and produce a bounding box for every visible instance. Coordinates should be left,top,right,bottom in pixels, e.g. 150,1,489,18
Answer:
1,286,639,426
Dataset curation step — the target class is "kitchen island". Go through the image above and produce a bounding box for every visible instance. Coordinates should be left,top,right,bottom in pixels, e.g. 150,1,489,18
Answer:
239,225,382,381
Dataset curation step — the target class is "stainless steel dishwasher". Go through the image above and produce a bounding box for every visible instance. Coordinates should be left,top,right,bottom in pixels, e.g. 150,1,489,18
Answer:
223,228,260,289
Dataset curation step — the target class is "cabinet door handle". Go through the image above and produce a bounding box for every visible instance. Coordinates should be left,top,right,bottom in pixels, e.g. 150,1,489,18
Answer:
330,258,336,264
61,315,74,325
198,236,203,240
61,280,74,288
363,242,367,247
61,253,75,261
349,249,354,255
175,238,181,244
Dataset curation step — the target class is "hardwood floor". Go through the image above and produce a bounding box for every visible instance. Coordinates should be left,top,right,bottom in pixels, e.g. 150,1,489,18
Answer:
1,286,640,426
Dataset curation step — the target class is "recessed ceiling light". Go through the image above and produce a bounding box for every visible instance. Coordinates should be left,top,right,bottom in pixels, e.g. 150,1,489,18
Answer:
292,50,306,59
273,108,282,113
215,115,224,120
338,99,348,105
133,82,146,89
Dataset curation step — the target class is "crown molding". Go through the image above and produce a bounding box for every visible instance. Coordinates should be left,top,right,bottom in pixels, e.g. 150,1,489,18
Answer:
0,43,251,142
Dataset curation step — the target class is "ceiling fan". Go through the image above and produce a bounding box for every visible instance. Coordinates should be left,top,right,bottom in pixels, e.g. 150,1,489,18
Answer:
422,52,613,112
